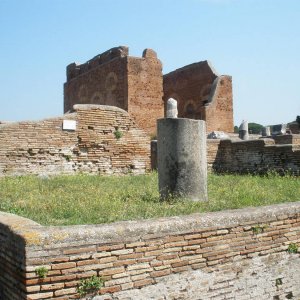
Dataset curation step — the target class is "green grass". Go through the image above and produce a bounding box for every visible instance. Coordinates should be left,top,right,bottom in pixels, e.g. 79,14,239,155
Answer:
0,172,299,226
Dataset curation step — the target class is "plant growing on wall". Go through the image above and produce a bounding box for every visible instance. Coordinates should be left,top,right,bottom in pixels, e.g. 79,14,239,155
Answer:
64,154,72,162
77,275,104,297
287,243,298,254
35,266,48,279
251,224,267,234
114,129,123,140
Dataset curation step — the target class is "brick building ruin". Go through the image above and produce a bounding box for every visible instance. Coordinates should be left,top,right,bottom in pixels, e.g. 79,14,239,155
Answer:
0,45,236,177
64,46,164,136
163,61,233,133
1,45,299,177
0,105,150,176
64,46,234,134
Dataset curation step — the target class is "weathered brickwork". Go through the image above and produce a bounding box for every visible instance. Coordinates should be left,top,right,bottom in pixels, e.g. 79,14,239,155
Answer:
289,122,300,134
204,75,234,133
273,134,300,145
0,214,39,300
163,61,234,133
64,47,128,113
64,46,164,135
0,105,150,176
64,46,233,135
149,136,300,175
0,203,300,299
207,135,300,175
127,49,164,136
96,253,300,300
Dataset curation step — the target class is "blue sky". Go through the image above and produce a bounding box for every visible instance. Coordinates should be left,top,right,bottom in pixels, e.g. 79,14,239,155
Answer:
0,0,299,126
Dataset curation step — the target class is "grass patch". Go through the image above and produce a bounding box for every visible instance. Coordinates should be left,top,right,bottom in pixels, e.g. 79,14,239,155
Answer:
0,172,299,226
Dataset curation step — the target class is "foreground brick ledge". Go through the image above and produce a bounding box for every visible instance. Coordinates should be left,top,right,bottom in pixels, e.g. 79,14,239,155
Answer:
1,201,300,299
1,201,300,246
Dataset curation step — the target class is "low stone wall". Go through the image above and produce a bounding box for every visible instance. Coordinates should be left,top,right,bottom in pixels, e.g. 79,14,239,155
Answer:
0,202,300,299
0,105,150,176
207,135,300,174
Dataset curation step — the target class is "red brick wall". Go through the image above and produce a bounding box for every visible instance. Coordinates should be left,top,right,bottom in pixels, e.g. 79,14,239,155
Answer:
1,202,300,299
64,47,164,136
204,76,234,132
127,50,164,136
64,47,128,113
163,61,234,133
0,105,150,176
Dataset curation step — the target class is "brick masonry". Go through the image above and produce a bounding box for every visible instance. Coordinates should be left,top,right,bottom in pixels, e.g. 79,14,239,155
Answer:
0,202,300,299
64,46,233,135
207,135,300,175
64,46,164,136
149,135,300,175
288,122,300,134
1,108,300,177
163,61,234,133
0,105,150,176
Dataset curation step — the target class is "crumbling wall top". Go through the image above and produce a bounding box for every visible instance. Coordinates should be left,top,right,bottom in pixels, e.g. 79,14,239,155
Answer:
66,46,129,80
66,46,160,81
164,60,219,81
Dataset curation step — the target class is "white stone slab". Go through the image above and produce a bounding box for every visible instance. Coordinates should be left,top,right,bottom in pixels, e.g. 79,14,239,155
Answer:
63,120,76,131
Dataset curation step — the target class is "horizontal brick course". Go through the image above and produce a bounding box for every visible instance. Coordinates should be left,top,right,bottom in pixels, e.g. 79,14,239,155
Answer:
0,105,150,177
1,202,300,299
207,135,300,175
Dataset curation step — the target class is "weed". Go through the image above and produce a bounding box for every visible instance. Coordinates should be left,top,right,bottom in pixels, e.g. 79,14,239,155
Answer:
114,129,123,139
287,243,298,254
251,224,267,234
64,154,72,162
275,278,282,286
35,266,48,279
77,275,104,297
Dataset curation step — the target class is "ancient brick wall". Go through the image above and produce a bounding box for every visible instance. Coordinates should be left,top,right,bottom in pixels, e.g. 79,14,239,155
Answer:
0,105,150,176
64,47,128,114
1,202,300,299
273,134,300,145
163,61,234,133
207,136,300,175
289,122,300,134
204,76,234,133
127,49,164,136
64,46,163,136
0,213,39,300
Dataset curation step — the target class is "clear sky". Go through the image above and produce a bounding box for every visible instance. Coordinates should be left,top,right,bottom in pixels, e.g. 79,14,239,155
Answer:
0,0,299,126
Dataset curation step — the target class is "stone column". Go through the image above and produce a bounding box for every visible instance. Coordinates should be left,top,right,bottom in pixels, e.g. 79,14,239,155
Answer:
239,120,249,140
157,118,208,201
262,126,271,137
